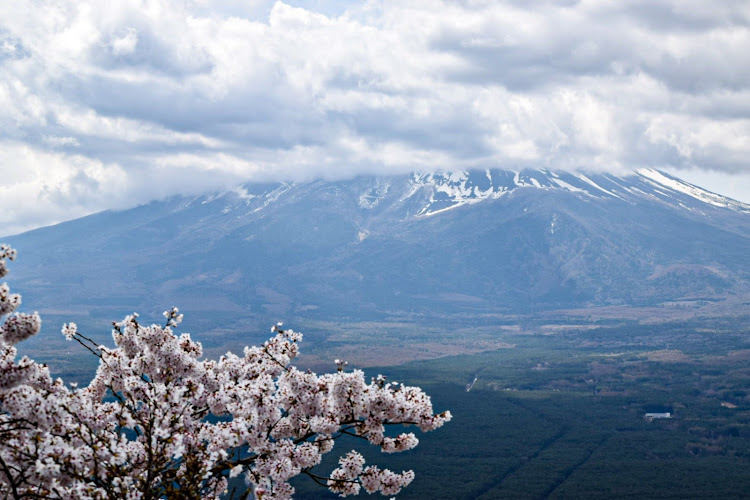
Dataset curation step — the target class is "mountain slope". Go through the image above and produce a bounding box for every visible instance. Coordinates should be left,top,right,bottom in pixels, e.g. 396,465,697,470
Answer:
5,169,750,336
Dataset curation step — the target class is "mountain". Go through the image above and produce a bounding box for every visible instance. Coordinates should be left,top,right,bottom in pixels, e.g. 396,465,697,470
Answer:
4,168,750,366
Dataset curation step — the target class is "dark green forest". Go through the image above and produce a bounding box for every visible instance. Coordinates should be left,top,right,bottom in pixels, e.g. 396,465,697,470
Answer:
290,317,750,499
26,314,750,498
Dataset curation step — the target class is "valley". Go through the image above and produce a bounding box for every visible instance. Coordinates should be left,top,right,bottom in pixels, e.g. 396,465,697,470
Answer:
17,306,750,498
4,168,750,498
291,317,750,499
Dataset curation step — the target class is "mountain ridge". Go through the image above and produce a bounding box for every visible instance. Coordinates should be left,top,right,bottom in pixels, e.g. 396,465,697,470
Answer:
4,168,750,348
162,168,750,223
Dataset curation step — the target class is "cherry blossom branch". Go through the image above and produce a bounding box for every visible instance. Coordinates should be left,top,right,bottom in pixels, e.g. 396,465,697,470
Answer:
1,244,451,499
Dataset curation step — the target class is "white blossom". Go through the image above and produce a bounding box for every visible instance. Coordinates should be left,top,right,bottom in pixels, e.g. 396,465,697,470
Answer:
0,312,41,345
0,245,451,499
61,322,77,341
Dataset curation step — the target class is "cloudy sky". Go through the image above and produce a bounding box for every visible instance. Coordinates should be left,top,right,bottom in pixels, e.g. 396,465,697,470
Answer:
1,0,750,235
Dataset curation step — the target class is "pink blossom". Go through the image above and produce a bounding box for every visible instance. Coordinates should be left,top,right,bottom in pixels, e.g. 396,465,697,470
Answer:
0,245,451,499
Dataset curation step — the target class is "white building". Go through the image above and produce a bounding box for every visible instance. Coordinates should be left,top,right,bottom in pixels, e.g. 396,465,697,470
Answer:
644,412,671,419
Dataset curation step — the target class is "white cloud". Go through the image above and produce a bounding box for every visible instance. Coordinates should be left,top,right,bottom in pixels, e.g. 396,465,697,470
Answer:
0,143,131,235
110,27,138,56
43,135,80,147
0,0,749,234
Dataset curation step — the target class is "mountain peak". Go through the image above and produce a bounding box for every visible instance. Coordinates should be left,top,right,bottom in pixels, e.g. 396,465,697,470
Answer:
6,166,749,329
377,168,750,217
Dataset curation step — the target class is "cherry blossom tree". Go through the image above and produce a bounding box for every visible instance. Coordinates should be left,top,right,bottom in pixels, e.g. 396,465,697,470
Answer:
0,246,451,499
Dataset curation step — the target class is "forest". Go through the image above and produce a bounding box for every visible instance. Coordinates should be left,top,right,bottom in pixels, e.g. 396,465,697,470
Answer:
291,316,750,499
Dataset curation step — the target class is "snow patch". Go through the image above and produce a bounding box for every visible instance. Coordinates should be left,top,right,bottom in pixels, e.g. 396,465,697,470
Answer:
637,169,750,212
412,170,509,216
573,173,624,200
252,183,294,213
359,181,390,209
550,178,586,193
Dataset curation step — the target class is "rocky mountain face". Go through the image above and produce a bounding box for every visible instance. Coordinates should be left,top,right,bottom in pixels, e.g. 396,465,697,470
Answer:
5,168,750,337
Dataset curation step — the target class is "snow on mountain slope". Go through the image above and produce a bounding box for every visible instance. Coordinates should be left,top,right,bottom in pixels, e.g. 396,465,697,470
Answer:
377,168,750,217
4,166,750,343
635,169,750,213
171,167,750,223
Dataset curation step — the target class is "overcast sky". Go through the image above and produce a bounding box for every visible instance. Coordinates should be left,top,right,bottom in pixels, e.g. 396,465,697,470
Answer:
1,0,750,235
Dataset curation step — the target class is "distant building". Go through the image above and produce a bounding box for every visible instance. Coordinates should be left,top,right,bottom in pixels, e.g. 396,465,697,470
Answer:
644,412,671,419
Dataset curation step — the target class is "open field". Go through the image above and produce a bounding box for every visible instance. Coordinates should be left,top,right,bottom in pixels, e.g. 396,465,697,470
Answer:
18,310,750,498
289,317,750,499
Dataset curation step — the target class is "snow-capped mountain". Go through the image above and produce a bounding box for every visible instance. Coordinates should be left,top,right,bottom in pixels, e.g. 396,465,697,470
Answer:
406,168,750,216
5,168,750,339
173,167,750,230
